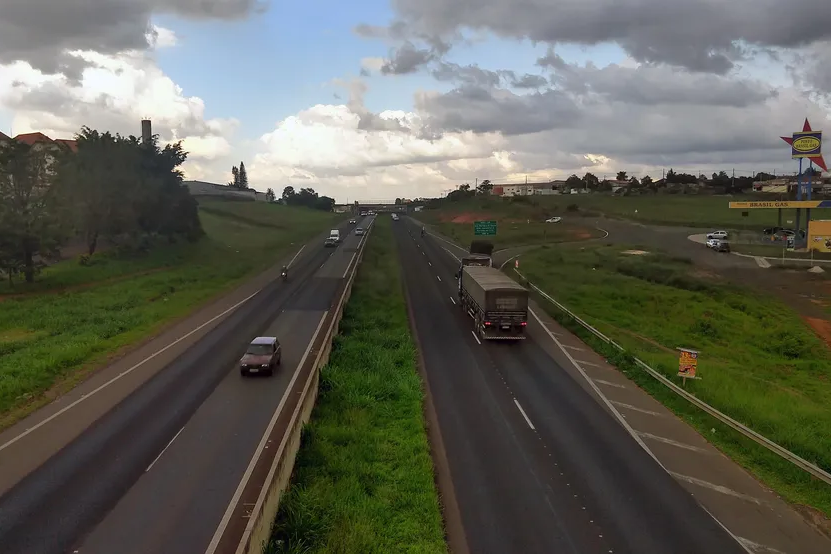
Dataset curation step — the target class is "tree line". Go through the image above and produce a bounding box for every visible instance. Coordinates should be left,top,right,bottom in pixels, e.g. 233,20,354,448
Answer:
278,186,335,211
0,127,201,284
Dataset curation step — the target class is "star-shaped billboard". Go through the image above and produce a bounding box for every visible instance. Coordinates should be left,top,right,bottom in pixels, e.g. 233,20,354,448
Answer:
781,118,827,172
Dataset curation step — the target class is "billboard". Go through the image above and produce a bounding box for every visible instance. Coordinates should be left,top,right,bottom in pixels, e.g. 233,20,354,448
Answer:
729,200,831,209
791,131,822,159
808,220,831,253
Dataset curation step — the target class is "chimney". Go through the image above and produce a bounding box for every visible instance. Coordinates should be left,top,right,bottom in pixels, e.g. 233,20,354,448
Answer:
141,119,152,143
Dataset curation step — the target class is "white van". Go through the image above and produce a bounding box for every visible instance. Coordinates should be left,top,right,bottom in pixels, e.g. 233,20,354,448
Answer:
329,229,340,242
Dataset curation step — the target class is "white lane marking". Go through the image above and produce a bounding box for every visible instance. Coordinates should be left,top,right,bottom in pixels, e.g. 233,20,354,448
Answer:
437,275,442,282
514,399,536,430
637,432,710,454
0,282,271,453
593,378,627,389
574,359,602,368
145,426,185,472
610,401,662,417
670,472,766,506
754,256,772,268
736,537,787,554
204,312,329,554
287,245,305,268
560,344,585,352
428,262,432,267
450,296,456,305
442,247,461,262
470,331,482,345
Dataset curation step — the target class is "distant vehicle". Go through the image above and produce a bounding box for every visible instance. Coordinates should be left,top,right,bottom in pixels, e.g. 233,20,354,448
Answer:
707,230,728,240
391,213,399,221
349,219,356,224
457,266,528,340
706,238,720,248
240,336,281,376
355,227,364,236
324,237,338,247
330,229,341,242
763,226,783,235
545,217,562,223
714,240,731,253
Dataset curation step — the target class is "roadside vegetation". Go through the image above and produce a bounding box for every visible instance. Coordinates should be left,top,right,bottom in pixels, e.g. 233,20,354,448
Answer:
0,123,341,427
418,187,798,231
515,243,831,517
730,243,831,261
267,218,446,554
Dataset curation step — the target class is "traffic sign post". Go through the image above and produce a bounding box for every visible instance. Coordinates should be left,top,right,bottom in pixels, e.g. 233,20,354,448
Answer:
474,220,497,236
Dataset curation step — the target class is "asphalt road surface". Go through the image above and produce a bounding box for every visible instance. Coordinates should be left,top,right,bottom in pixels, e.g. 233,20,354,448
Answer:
394,218,748,554
0,216,371,554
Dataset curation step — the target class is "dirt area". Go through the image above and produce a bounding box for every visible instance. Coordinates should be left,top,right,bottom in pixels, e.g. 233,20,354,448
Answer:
804,317,831,350
441,212,493,223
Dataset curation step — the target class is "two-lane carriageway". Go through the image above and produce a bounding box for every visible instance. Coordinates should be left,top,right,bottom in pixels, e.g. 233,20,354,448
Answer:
392,217,748,554
0,216,373,554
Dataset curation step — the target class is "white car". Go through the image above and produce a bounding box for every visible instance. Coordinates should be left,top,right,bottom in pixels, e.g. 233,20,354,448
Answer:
545,217,562,223
706,238,720,248
707,230,728,240
355,227,364,236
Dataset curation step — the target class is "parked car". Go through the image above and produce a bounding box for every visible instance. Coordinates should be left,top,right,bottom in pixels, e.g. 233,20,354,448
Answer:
763,226,783,235
706,238,720,248
545,216,562,223
707,230,728,240
714,240,731,253
240,336,281,376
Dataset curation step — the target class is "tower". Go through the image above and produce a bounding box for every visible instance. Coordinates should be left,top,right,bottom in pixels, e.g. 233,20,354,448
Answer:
141,119,152,143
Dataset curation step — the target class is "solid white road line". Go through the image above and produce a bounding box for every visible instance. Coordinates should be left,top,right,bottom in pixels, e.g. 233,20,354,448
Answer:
203,312,329,554
287,245,305,268
470,331,482,345
145,426,185,472
514,399,536,430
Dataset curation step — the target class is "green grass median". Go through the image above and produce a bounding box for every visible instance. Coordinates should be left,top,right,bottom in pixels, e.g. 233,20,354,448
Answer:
517,243,831,518
267,218,447,554
0,202,340,429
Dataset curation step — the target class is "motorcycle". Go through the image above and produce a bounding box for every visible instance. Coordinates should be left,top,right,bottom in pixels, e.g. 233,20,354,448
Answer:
421,228,425,237
281,269,288,282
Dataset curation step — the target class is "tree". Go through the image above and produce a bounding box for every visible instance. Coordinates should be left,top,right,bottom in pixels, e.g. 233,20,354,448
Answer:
282,186,296,203
476,179,493,195
0,139,69,283
566,174,583,190
641,175,654,190
238,162,248,190
229,165,240,189
616,171,628,181
582,173,599,190
265,188,276,202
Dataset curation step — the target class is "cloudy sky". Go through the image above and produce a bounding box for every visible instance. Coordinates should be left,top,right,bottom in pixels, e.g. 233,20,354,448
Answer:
1,0,830,202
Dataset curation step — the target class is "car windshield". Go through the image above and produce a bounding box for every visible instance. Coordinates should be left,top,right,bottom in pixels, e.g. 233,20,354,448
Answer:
246,344,272,356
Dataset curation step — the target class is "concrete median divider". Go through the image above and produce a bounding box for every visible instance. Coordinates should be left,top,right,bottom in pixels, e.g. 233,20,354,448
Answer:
217,223,373,554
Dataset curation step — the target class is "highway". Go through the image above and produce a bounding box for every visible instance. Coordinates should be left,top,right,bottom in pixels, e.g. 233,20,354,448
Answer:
0,216,372,554
393,218,748,554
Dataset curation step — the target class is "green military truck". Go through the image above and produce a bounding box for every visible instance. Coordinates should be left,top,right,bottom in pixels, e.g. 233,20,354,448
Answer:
457,265,529,340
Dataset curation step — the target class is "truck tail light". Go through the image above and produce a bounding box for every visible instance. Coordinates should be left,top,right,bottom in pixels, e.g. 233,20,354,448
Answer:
520,321,527,326
484,321,492,326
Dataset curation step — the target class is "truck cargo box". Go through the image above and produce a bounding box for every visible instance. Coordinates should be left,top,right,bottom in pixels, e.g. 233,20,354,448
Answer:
461,266,528,312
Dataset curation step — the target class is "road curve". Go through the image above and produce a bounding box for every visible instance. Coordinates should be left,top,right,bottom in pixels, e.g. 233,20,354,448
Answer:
393,217,748,554
0,217,371,554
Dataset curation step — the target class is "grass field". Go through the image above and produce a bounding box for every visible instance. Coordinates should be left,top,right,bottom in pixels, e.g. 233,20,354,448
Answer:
267,218,446,554
516,243,831,517
421,194,805,230
0,200,341,428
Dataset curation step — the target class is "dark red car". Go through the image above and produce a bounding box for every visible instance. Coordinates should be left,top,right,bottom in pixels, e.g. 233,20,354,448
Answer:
240,336,281,376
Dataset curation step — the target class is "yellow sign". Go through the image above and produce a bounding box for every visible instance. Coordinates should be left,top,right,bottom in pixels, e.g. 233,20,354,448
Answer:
793,136,821,152
808,220,831,253
729,200,831,209
677,348,698,379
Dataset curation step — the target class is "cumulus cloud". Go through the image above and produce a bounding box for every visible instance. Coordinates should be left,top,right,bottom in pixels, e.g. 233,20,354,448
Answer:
0,0,266,76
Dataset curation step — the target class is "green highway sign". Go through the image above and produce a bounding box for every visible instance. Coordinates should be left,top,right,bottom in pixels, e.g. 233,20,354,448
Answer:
474,220,497,236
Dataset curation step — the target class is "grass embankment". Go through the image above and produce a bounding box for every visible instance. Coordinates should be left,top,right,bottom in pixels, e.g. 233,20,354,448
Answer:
422,193,791,230
267,218,446,554
517,243,831,518
0,200,340,428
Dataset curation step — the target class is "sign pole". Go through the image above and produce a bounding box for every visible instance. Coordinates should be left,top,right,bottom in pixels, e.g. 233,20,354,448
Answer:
795,158,803,241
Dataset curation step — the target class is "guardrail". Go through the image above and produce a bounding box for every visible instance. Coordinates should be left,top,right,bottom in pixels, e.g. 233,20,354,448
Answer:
513,268,831,487
233,223,374,554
